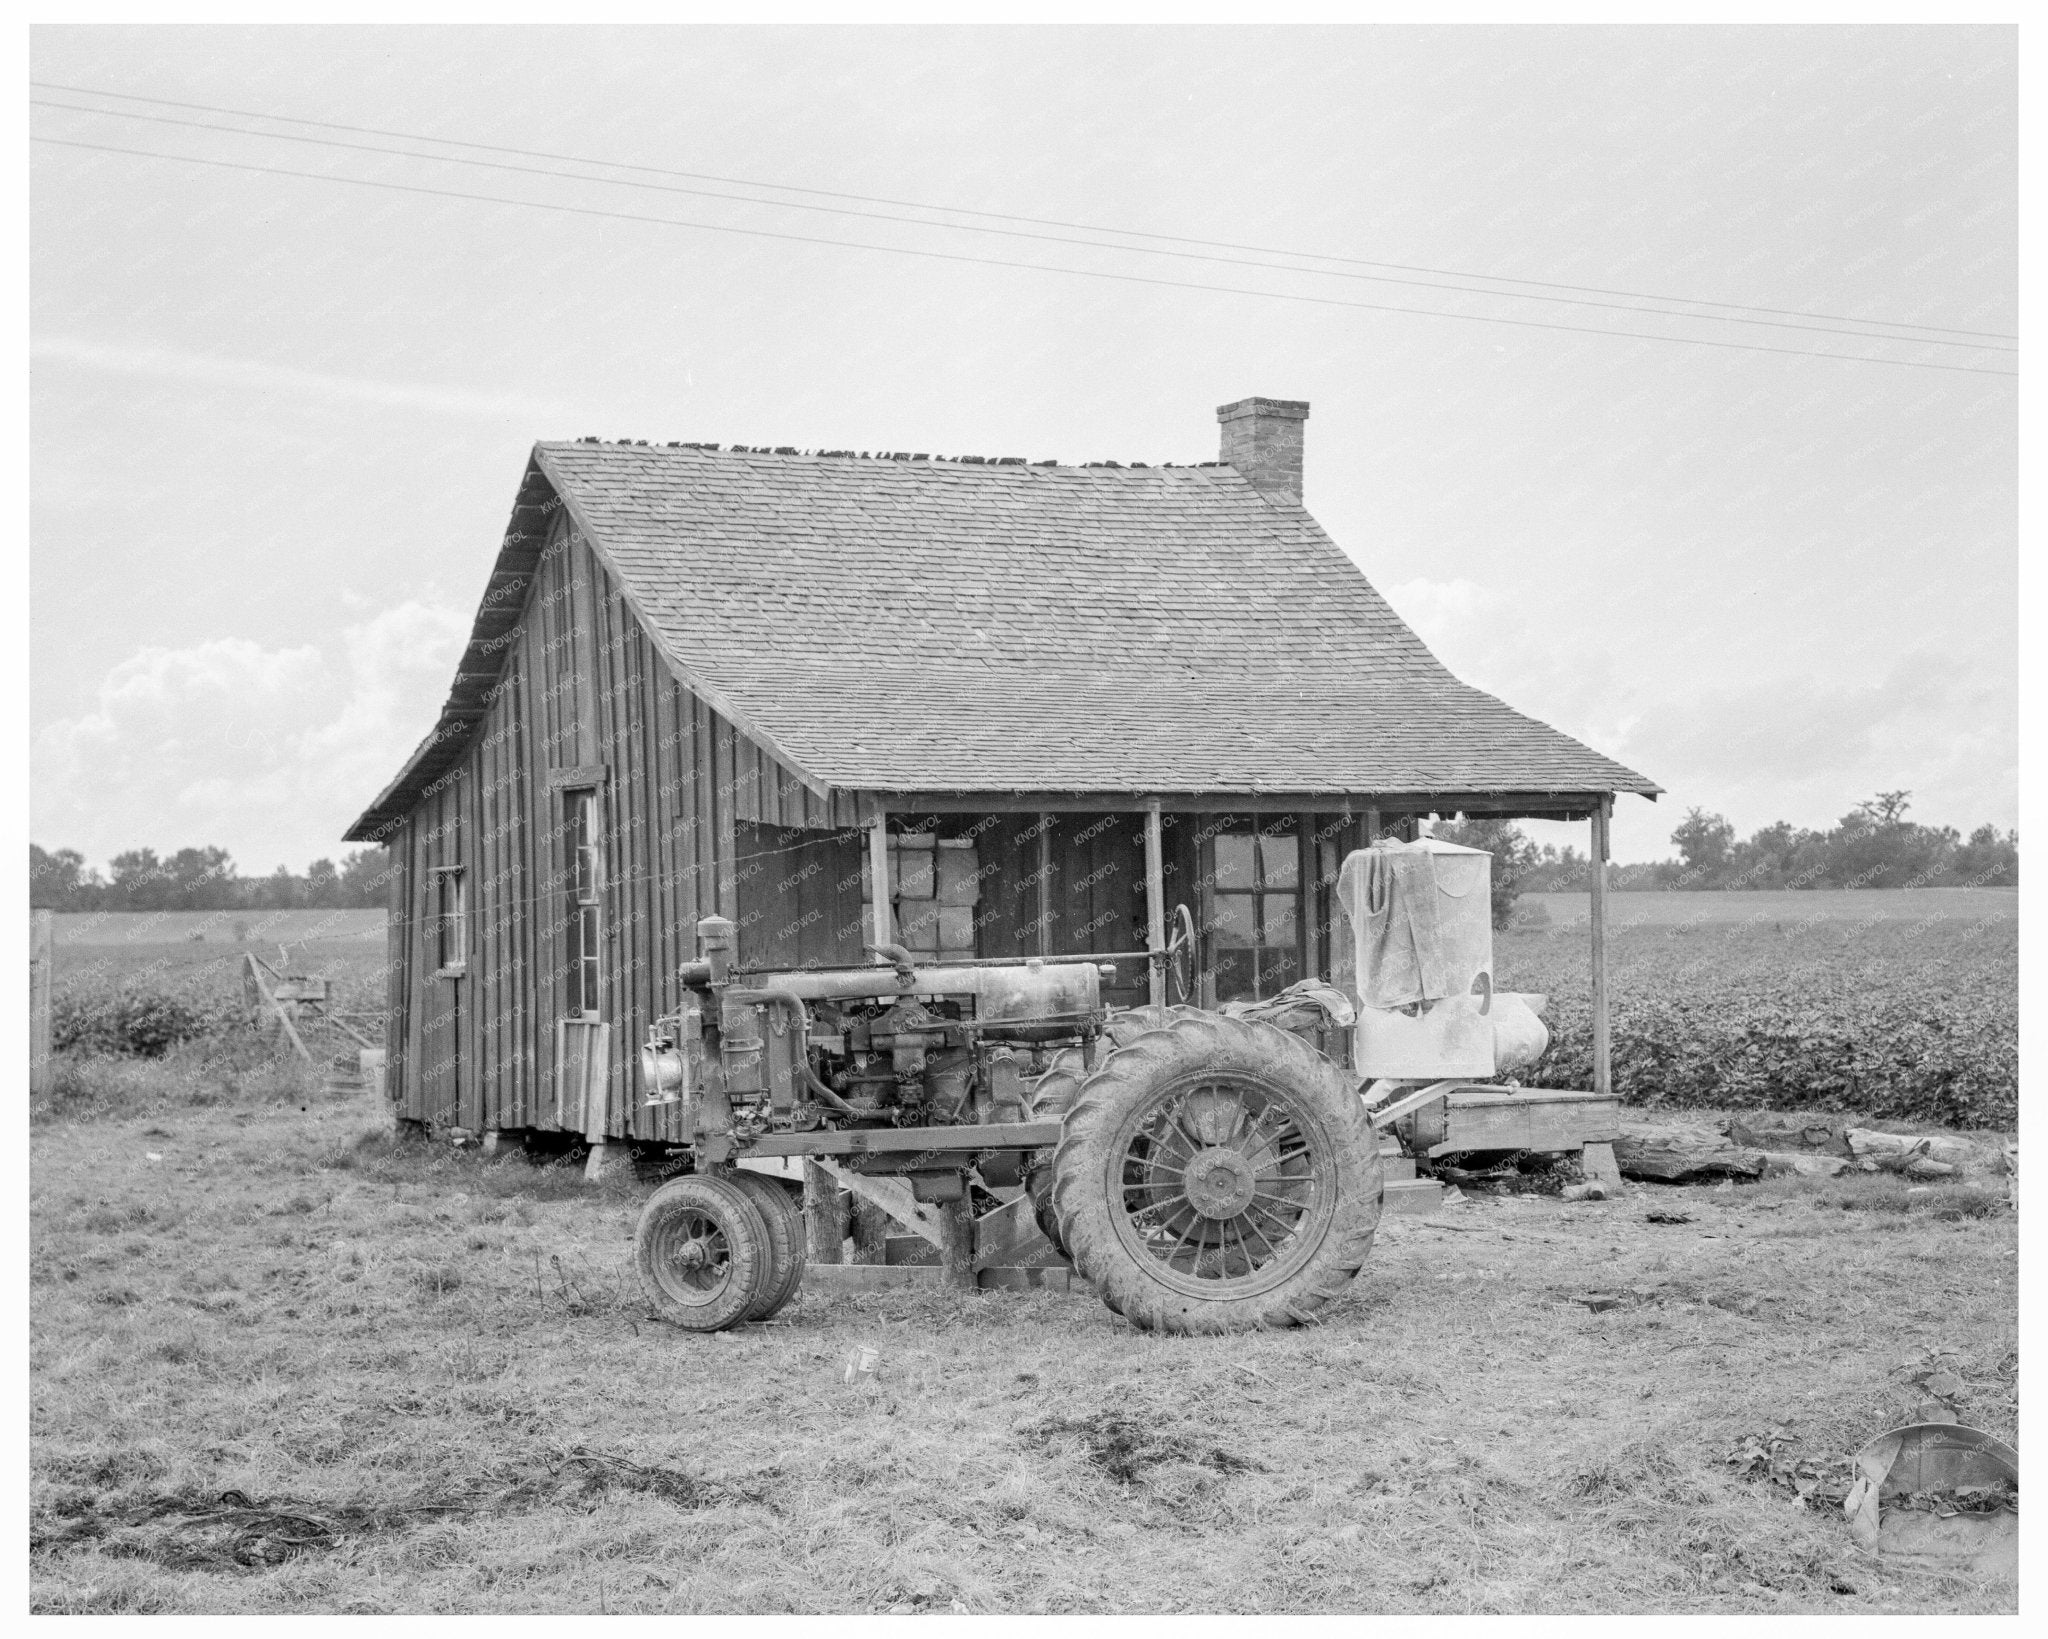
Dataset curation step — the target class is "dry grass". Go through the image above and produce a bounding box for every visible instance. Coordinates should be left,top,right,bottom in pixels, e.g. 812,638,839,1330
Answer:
30,1079,2018,1615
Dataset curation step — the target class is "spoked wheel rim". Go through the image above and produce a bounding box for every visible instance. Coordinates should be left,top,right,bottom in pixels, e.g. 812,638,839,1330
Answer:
649,1207,741,1310
1106,1068,1340,1299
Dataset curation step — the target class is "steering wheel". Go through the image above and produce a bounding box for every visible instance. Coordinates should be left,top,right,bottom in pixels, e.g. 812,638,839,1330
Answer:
1166,902,1197,1003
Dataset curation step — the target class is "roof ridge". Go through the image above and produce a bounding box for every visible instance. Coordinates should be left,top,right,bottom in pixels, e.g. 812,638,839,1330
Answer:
536,436,1233,473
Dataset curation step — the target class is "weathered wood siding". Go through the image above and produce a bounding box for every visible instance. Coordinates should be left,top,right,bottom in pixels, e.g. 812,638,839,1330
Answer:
383,510,858,1137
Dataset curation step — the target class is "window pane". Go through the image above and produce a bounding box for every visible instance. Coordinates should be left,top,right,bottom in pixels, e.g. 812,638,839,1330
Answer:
1213,834,1255,891
1261,893,1299,953
1258,832,1299,889
1211,893,1256,946
1213,947,1257,1006
1259,941,1303,996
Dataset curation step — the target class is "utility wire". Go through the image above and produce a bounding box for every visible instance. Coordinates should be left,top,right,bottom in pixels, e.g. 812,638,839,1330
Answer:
30,94,2017,355
34,76,2016,345
34,135,2020,380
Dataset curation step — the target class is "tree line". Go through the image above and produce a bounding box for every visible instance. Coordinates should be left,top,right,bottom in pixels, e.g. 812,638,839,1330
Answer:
34,790,2017,918
30,843,392,912
1434,790,2016,927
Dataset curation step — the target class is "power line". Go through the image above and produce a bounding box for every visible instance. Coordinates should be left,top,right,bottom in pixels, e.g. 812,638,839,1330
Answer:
29,93,2018,355
34,77,2017,345
34,135,2020,380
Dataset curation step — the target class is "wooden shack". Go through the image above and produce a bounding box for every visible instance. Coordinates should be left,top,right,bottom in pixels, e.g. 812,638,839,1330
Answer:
345,397,1658,1151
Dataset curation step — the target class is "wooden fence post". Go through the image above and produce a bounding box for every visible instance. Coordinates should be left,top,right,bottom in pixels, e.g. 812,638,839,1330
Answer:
30,910,54,1097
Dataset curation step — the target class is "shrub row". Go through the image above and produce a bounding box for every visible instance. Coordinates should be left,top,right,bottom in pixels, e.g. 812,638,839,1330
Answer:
1529,992,2017,1130
51,987,236,1058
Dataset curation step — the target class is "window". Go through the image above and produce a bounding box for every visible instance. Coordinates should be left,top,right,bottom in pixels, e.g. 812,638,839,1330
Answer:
564,790,601,1018
433,868,467,976
1210,826,1302,1004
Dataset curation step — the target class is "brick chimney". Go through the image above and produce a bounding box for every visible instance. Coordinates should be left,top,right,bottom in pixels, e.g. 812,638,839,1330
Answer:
1217,397,1309,505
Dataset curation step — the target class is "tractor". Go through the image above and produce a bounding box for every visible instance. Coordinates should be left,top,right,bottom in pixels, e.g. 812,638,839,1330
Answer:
631,836,1562,1335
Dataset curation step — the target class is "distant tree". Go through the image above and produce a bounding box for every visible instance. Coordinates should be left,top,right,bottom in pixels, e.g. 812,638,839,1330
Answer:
258,863,303,910
339,847,394,908
1856,789,1914,827
1953,823,2020,887
1671,808,1736,881
106,848,171,911
1827,795,1956,889
303,858,344,909
163,846,238,909
30,844,92,909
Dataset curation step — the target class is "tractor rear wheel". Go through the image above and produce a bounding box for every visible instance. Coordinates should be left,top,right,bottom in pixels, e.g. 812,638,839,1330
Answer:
1025,1007,1202,1260
1049,1012,1383,1334
635,1173,772,1332
729,1169,808,1321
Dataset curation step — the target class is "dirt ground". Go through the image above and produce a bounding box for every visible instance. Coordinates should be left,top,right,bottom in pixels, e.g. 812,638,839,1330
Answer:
30,1088,2017,1615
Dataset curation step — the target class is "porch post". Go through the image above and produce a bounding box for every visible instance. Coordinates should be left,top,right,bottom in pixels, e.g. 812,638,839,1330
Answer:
868,808,892,949
1590,793,1612,1099
1144,798,1166,1010
1036,812,1054,958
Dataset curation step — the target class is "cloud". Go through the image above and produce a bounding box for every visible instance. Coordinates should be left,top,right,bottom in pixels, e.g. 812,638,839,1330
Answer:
1383,574,1640,758
1383,576,2015,862
32,334,568,422
33,602,470,872
1622,654,2016,840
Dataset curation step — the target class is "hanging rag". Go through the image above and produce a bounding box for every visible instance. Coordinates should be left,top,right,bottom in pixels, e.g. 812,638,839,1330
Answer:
1338,841,1457,1010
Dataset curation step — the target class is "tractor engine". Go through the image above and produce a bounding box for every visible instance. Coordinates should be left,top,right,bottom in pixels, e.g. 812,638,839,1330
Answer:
641,915,1110,1161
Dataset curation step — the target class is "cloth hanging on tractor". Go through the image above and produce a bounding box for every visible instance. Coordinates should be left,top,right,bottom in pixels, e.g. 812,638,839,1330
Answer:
1338,841,1457,1010
1221,977,1359,1034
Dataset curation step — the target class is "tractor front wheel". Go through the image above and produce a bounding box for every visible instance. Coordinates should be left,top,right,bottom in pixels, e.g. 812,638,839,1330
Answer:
1049,1012,1383,1334
635,1173,773,1332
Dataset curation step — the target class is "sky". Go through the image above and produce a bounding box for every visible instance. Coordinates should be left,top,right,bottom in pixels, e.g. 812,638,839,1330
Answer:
30,25,2016,873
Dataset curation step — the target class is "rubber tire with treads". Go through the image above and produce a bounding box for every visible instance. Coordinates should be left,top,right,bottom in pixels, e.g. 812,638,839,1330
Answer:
1049,1011,1384,1334
635,1172,773,1332
1023,1007,1203,1261
729,1169,808,1320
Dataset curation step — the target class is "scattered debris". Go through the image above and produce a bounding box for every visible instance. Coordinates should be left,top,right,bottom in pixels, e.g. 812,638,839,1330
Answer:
1573,1292,1625,1312
30,1449,768,1572
1560,1181,1613,1202
1838,1128,2003,1184
1723,1428,1858,1511
1645,1210,1693,1225
1018,1411,1264,1486
843,1344,880,1385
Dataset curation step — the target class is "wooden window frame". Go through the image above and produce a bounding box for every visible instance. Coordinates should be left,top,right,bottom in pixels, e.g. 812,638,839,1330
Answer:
562,786,603,1021
1205,818,1309,1005
431,866,468,979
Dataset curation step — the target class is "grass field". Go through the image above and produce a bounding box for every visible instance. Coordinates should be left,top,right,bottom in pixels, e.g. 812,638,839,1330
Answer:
29,1077,2016,1615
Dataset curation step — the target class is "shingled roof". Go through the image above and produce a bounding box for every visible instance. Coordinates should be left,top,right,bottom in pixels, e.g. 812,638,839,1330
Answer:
349,434,1656,839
